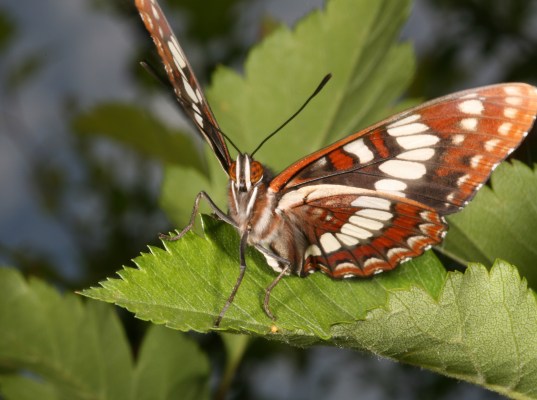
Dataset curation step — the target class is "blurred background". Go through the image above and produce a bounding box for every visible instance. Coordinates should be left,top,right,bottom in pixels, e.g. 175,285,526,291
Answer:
1,0,536,398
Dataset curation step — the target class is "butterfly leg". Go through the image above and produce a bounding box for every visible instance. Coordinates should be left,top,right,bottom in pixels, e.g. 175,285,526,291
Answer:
214,231,249,327
264,264,291,321
159,191,238,241
252,245,292,321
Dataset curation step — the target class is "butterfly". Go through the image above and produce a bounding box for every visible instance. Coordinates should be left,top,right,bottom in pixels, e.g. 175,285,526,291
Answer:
135,0,537,326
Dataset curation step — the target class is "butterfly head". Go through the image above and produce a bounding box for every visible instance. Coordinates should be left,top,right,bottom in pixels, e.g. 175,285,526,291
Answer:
229,154,264,193
228,154,269,229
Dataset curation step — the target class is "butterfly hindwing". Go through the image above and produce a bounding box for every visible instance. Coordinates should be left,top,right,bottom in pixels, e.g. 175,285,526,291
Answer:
275,185,447,277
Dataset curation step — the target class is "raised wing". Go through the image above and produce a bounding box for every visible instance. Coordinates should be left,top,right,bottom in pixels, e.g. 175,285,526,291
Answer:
271,83,537,214
135,0,232,172
276,185,447,277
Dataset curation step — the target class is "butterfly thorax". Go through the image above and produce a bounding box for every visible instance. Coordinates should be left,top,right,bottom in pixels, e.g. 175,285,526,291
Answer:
227,154,305,273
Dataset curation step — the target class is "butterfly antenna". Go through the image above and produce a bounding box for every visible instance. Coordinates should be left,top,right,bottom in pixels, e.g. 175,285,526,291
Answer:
212,126,241,154
251,73,332,157
140,61,242,154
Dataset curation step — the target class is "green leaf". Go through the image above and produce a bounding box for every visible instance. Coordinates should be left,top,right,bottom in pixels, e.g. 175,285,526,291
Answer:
208,0,414,162
132,325,210,400
82,220,537,396
0,268,210,400
159,165,219,229
161,0,414,223
442,161,537,288
72,103,205,172
0,268,132,400
0,375,59,400
82,215,446,343
333,261,537,399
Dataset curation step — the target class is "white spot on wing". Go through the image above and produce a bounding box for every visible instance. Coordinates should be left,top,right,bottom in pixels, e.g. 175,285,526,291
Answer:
458,99,484,115
397,148,435,161
349,215,384,231
457,174,470,187
192,103,203,127
452,134,465,145
387,247,409,260
470,155,483,169
407,235,429,248
182,76,198,103
195,89,203,103
379,160,427,180
498,122,512,136
336,233,360,246
396,134,440,150
419,223,438,235
142,13,154,30
387,123,429,137
356,209,393,221
373,269,384,275
335,262,357,272
341,223,373,240
374,179,407,191
351,196,391,210
505,96,523,106
485,139,501,152
504,86,522,95
304,244,322,259
504,108,518,118
309,158,327,171
387,114,421,128
151,4,160,19
419,210,435,221
460,118,478,131
168,38,187,69
364,257,384,268
343,139,374,163
320,233,341,253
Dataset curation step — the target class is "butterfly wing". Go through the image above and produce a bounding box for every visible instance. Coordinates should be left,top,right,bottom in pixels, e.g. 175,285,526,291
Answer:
270,83,537,277
276,185,447,277
271,83,537,214
135,0,232,172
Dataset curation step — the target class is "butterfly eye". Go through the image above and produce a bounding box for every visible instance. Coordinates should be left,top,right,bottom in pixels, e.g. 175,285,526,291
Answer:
250,161,263,184
229,162,237,181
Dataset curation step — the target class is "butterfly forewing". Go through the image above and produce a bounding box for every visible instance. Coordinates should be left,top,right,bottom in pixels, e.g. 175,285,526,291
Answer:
271,83,537,214
135,0,232,172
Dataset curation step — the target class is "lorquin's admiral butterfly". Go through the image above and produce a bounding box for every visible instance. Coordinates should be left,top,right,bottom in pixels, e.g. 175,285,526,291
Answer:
136,0,537,326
